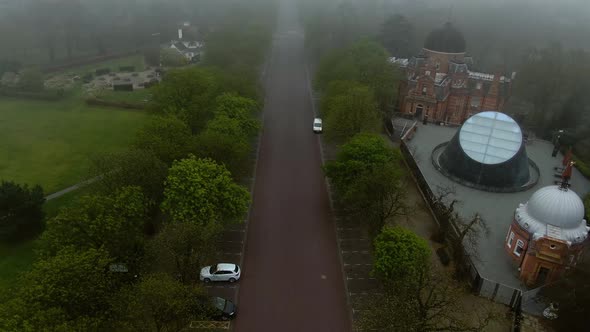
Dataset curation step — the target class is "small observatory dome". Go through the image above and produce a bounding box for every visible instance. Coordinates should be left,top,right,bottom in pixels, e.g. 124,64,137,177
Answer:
424,22,467,54
515,185,589,244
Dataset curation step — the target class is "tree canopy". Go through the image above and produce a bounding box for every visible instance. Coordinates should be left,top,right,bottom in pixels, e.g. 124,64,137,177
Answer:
90,149,168,204
0,181,45,242
379,14,414,58
323,82,380,143
111,273,209,332
315,40,400,113
372,226,431,282
144,222,221,283
161,156,250,225
40,186,148,264
133,115,194,165
0,248,115,331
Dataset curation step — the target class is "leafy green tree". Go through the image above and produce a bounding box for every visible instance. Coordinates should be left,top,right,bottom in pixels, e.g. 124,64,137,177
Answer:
133,115,194,164
19,67,44,92
40,187,148,264
324,133,396,192
373,226,430,282
144,222,221,283
0,181,44,242
323,83,380,143
316,40,400,113
151,67,222,133
196,115,252,178
111,273,209,332
161,156,250,225
90,149,168,204
379,14,414,57
344,162,407,236
160,48,188,67
0,248,116,331
214,92,260,137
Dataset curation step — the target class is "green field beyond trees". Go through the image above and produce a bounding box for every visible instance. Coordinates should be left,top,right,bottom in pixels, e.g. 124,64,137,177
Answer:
0,92,149,194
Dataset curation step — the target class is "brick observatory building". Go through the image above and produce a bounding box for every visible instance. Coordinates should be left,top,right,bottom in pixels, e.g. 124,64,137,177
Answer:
391,23,515,125
504,172,589,287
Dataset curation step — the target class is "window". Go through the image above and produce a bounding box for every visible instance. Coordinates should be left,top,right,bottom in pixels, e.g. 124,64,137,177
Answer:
436,62,440,70
425,70,431,76
514,240,525,257
507,231,515,248
422,87,427,95
476,82,482,90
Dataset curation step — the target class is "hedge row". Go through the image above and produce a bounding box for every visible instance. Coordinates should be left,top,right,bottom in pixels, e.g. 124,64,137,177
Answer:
0,87,65,101
85,97,146,110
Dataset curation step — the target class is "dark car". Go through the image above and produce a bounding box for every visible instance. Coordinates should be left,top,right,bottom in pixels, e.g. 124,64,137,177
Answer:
210,297,237,321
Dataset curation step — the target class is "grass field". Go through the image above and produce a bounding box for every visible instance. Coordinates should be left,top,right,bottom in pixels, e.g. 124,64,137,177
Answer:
0,89,150,194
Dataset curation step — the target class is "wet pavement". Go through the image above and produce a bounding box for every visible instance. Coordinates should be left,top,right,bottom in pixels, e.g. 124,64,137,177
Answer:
231,1,352,331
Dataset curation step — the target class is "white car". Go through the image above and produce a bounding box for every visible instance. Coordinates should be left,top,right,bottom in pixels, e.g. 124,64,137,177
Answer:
313,117,323,133
200,263,241,283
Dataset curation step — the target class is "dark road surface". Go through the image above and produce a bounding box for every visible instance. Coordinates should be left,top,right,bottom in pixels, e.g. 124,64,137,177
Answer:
234,1,352,332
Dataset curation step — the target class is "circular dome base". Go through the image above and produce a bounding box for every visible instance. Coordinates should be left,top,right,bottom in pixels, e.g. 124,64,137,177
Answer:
432,142,540,193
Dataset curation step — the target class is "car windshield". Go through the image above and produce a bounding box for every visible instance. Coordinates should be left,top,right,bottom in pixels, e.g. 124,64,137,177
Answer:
212,297,225,311
234,265,239,273
209,265,217,274
314,123,321,127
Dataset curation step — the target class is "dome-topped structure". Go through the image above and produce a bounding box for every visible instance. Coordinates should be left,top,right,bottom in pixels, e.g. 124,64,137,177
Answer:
424,22,466,54
515,185,588,244
434,111,537,192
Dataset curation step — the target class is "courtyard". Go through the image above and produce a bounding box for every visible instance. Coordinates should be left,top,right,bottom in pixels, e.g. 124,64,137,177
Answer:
404,122,590,291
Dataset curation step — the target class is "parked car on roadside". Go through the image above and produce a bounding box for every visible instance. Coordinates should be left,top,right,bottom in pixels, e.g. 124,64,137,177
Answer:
208,297,237,321
313,117,323,133
200,263,241,283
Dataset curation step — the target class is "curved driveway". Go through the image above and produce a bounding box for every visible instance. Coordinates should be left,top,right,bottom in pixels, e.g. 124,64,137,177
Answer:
234,1,352,332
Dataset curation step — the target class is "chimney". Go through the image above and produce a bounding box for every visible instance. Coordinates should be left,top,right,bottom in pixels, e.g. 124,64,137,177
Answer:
178,29,183,40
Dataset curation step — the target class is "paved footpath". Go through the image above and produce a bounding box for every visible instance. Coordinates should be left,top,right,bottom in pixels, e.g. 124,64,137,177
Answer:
233,1,352,331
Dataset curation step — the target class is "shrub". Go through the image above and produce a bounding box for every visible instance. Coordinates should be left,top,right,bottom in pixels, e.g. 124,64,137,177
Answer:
373,226,430,283
119,66,135,72
0,181,45,242
95,68,111,76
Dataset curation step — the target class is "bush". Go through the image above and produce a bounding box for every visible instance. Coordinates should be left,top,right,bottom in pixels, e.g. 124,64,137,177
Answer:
119,66,135,72
373,226,430,283
19,67,44,92
0,181,45,242
96,68,111,76
82,73,93,83
85,98,146,110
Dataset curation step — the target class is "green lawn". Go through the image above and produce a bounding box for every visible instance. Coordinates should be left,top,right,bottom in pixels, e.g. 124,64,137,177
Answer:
0,90,150,194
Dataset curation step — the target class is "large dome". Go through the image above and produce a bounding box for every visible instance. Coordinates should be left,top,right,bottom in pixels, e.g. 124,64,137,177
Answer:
424,22,466,54
435,112,535,192
515,185,589,244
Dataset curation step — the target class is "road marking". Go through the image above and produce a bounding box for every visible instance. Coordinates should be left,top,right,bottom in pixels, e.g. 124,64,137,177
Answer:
321,274,327,280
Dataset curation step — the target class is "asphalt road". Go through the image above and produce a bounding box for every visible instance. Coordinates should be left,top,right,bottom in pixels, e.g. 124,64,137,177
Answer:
233,1,352,332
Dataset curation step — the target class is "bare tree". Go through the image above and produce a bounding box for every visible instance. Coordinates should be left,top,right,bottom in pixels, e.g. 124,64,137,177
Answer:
359,268,497,332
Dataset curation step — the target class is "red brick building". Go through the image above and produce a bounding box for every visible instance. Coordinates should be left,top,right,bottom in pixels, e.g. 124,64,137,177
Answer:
505,184,589,287
392,23,514,125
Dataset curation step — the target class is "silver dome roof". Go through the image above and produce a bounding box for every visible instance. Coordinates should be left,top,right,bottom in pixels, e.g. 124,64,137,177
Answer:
515,185,588,244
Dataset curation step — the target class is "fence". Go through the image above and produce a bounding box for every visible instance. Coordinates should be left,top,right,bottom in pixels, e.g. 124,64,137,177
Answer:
399,138,523,309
